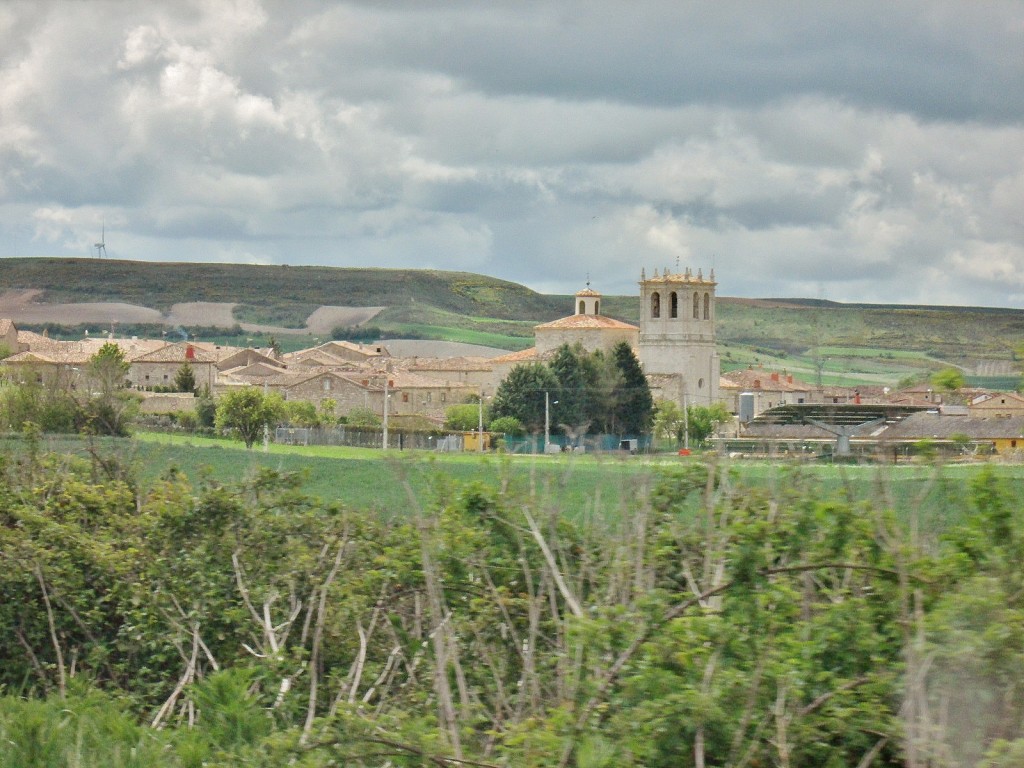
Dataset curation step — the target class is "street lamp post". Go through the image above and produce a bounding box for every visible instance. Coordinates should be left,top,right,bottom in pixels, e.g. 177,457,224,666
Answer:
382,375,390,450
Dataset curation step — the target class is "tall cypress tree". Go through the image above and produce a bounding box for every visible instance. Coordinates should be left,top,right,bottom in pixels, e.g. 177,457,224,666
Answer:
547,344,592,434
612,341,654,435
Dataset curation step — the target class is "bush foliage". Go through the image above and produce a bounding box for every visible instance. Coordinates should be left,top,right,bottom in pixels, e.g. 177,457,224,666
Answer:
2,441,1024,765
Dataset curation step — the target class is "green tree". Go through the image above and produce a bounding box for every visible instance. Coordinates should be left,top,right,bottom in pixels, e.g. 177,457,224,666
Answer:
282,399,319,427
195,386,217,428
345,406,381,427
82,342,137,436
0,380,80,433
611,341,654,435
490,362,559,433
445,403,483,431
488,415,525,436
932,366,965,392
548,343,594,434
267,335,281,358
653,399,686,444
584,349,624,433
654,400,730,448
686,403,731,447
86,342,130,393
319,397,338,424
214,388,284,448
173,362,196,394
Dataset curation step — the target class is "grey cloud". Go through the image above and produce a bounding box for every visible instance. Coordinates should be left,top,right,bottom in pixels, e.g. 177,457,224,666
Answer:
0,0,1021,309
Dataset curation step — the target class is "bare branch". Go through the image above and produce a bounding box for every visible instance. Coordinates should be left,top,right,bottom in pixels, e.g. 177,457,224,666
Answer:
302,530,350,742
523,506,583,619
34,565,65,697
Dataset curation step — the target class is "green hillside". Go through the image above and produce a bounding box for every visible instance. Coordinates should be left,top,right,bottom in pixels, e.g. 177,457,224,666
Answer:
0,257,567,325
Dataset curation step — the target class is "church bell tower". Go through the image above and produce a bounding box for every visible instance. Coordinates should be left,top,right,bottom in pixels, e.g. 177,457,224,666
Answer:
637,267,720,407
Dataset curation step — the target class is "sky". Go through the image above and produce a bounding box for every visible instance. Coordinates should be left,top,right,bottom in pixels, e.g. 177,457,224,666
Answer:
1,1,1023,307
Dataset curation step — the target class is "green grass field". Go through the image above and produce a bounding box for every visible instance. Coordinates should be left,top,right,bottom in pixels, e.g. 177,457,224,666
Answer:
13,431,1022,539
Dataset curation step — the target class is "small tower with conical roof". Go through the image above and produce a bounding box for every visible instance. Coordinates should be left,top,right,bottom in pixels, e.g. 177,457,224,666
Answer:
637,266,720,406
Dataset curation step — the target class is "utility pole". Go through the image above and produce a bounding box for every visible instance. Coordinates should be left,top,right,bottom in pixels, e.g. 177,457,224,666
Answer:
544,391,557,453
382,374,390,450
478,390,485,452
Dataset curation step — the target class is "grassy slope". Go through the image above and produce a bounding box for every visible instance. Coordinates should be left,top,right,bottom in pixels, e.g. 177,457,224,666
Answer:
1,258,567,323
4,258,1023,385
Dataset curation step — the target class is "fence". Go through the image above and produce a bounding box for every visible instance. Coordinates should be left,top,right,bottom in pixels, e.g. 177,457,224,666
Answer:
274,425,460,451
500,434,653,454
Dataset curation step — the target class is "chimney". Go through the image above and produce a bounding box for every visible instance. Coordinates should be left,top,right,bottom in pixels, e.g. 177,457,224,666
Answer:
753,379,761,389
770,372,780,382
185,344,195,361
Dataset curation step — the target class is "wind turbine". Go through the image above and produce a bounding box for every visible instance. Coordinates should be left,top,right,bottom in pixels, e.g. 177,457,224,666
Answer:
94,220,107,258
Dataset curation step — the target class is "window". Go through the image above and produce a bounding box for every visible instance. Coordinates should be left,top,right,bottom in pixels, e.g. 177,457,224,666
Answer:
402,393,409,403
578,300,585,314
323,378,331,391
670,292,678,318
703,292,710,320
697,378,704,389
693,292,700,319
594,299,600,314
651,292,661,318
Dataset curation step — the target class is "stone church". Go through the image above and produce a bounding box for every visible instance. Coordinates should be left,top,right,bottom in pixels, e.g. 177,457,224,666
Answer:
489,268,721,409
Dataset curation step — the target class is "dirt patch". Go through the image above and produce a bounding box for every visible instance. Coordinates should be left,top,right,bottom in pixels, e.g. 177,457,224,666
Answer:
3,301,163,325
240,306,386,337
304,306,384,335
0,289,43,309
166,302,239,327
0,297,385,339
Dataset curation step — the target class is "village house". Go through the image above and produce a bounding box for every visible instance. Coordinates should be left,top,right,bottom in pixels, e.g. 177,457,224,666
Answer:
720,369,813,417
216,347,285,373
128,342,218,391
882,411,1024,455
968,391,1024,418
405,356,501,393
217,364,475,424
0,319,23,355
283,340,388,369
